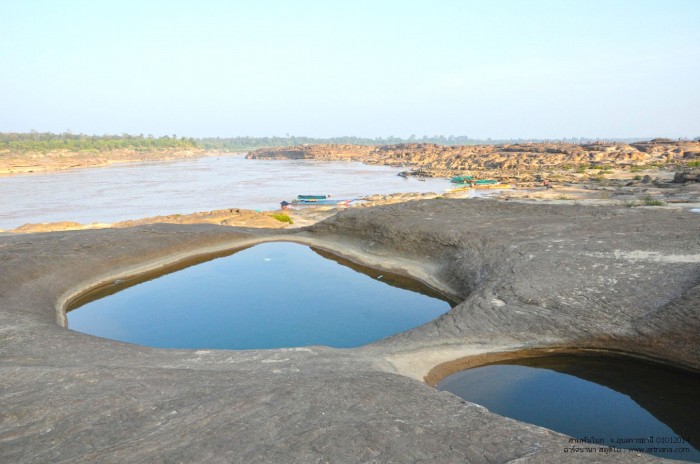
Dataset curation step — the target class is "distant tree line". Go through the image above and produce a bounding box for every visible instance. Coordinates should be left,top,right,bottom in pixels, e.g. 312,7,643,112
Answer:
0,131,683,153
0,132,197,153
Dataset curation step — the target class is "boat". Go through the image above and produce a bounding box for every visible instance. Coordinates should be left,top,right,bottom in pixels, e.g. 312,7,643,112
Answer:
472,183,513,189
451,175,473,183
446,183,471,192
291,198,354,206
470,179,512,189
296,194,330,200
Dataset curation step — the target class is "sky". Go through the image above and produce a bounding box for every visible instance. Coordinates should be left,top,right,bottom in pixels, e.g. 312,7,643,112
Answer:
1,0,699,139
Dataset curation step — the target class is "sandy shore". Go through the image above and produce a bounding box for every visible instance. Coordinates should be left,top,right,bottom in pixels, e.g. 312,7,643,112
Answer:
0,148,232,176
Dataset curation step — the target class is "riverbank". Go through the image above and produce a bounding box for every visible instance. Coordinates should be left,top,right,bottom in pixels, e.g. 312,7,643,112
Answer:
0,193,439,234
0,147,230,176
4,178,699,234
246,140,700,209
3,142,698,223
247,139,700,182
4,140,699,183
4,208,296,234
1,199,698,462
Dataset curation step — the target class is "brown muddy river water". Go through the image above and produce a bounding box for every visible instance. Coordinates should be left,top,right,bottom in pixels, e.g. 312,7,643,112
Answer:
0,155,458,229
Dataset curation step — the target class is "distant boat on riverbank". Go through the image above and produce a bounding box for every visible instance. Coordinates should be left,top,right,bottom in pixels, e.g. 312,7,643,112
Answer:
473,179,499,186
451,175,473,183
292,198,353,206
446,184,471,192
296,194,330,200
472,181,513,189
447,179,514,191
286,194,354,206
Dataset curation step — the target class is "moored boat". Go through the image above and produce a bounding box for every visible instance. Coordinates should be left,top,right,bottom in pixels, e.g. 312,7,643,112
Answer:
291,198,353,206
296,194,330,200
470,179,512,189
451,175,473,183
472,183,513,189
446,184,471,192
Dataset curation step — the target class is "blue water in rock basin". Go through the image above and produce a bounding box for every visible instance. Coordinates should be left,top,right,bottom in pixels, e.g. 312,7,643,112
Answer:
437,356,700,462
67,242,452,350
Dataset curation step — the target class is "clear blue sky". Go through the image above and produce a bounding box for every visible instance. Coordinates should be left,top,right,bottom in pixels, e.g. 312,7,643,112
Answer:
1,0,698,139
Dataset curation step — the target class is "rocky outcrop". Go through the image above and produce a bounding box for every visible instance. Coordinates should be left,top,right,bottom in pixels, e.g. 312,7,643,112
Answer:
1,200,698,462
247,141,700,181
673,168,700,183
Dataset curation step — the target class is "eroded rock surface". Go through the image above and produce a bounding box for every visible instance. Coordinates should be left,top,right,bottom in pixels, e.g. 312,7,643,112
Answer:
247,140,700,182
1,200,698,463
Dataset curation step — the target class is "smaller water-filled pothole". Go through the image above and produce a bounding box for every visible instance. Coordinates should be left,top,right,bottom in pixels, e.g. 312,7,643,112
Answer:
66,242,453,349
437,354,700,462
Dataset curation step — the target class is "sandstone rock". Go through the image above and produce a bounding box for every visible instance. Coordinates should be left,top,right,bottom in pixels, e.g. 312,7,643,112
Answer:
673,169,700,183
247,141,700,183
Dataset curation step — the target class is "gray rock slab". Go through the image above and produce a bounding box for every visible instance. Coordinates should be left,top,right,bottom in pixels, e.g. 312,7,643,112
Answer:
1,199,698,463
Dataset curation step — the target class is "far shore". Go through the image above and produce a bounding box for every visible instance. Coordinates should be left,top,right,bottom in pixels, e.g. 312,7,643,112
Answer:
3,139,699,182
2,140,698,234
0,148,239,176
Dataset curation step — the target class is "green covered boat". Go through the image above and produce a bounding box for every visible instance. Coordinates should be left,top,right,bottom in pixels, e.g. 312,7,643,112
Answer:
451,175,473,183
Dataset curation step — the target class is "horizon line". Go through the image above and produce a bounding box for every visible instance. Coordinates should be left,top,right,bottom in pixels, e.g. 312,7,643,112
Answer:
1,131,696,143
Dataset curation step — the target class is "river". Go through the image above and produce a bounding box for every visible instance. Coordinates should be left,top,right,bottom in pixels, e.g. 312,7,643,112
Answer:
0,154,459,230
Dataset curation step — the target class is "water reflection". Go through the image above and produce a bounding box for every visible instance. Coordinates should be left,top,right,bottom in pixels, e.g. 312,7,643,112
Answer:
67,242,452,350
437,355,700,462
310,247,460,305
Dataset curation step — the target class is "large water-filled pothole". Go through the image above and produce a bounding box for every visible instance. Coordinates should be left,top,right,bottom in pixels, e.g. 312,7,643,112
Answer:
66,242,452,349
437,354,700,462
